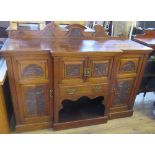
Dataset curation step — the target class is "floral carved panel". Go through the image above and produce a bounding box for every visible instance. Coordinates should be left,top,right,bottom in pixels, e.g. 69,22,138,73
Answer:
24,85,47,117
22,64,44,78
92,62,109,77
120,61,136,73
114,78,134,106
65,64,81,78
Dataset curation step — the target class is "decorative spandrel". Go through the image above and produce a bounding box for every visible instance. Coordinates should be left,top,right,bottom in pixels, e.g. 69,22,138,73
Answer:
93,63,108,77
22,64,44,78
65,64,81,78
120,61,136,73
24,85,47,116
114,79,134,106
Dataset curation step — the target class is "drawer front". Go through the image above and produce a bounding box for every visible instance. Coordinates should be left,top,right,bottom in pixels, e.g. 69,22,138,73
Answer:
59,57,86,85
88,56,114,83
59,83,108,97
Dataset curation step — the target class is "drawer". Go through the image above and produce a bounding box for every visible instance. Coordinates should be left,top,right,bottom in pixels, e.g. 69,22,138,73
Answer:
59,83,108,97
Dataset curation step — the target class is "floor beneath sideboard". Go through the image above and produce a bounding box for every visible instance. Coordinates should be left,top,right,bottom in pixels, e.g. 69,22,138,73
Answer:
20,92,155,134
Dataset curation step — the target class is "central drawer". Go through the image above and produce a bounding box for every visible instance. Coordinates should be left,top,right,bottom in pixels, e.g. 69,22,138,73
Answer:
59,83,108,98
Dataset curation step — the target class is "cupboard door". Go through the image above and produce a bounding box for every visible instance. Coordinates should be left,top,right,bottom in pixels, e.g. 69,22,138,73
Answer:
60,57,86,85
12,55,53,124
88,56,113,83
112,77,135,107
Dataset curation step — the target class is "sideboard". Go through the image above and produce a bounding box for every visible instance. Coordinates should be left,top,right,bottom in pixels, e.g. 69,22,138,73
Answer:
0,23,152,132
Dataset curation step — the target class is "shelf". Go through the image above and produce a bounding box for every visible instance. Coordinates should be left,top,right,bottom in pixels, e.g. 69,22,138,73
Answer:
59,96,105,123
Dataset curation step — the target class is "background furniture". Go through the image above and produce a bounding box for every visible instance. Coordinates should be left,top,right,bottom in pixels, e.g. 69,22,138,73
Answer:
133,30,155,96
0,58,10,133
9,21,46,30
1,23,152,132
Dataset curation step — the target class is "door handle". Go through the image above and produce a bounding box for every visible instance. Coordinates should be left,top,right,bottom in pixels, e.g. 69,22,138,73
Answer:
84,68,91,77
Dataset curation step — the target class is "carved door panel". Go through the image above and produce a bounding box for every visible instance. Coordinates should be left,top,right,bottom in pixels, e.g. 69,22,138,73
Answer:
60,57,86,85
117,58,140,77
15,59,49,83
18,84,51,123
88,57,113,83
112,77,135,107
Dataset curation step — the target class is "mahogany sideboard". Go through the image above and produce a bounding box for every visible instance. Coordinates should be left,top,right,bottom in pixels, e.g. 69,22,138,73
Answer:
0,23,152,132
133,30,155,95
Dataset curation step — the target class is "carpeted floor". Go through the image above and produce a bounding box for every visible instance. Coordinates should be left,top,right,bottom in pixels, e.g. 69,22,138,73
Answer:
21,92,155,134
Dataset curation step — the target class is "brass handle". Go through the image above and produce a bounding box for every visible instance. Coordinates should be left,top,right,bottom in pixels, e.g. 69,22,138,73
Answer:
66,88,77,95
84,68,91,77
93,85,102,91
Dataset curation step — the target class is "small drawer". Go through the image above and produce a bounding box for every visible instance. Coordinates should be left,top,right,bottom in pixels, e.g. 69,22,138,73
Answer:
59,83,108,97
60,85,90,97
91,84,108,93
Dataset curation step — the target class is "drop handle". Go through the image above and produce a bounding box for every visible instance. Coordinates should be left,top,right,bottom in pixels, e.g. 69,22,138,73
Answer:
66,88,77,95
84,68,91,77
93,85,102,91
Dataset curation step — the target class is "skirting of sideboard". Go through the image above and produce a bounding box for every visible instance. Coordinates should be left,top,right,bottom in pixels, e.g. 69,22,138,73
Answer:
53,116,108,131
109,110,133,120
15,121,52,133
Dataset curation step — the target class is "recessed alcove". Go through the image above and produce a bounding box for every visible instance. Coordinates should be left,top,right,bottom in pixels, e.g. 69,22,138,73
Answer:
59,96,105,123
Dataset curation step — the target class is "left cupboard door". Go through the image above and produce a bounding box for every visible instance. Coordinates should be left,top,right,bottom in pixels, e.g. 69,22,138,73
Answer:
12,55,53,125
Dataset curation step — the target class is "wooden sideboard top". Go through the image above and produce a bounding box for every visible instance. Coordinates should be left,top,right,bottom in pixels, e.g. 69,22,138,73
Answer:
0,23,153,55
1,38,152,53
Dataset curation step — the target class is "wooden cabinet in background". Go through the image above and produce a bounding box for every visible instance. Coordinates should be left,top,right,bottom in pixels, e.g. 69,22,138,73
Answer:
0,58,10,134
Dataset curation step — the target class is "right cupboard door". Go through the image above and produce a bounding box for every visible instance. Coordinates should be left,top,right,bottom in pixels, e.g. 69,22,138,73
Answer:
109,54,145,118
